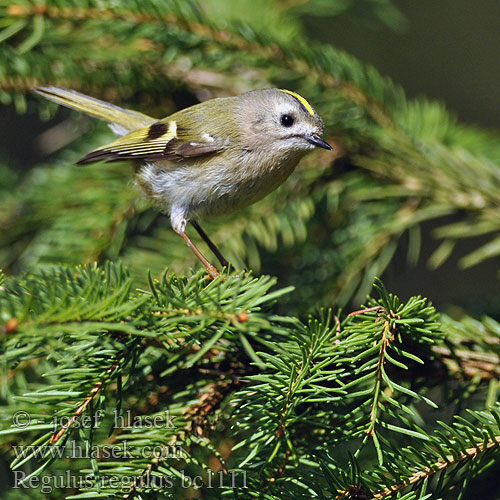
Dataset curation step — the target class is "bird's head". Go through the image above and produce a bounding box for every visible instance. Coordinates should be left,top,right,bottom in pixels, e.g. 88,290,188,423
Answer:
237,88,332,156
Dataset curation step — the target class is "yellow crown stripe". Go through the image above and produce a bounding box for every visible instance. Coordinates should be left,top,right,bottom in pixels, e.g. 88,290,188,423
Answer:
279,89,315,116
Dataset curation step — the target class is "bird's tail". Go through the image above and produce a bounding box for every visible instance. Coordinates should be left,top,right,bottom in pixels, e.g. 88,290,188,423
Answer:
32,86,156,135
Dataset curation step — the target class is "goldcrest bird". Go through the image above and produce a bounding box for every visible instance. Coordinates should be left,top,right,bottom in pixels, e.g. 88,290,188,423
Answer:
33,86,333,278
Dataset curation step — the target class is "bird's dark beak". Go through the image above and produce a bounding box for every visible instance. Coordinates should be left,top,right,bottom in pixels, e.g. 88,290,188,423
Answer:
307,134,333,151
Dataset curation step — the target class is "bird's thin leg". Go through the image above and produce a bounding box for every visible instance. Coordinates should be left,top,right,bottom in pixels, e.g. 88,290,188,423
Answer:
176,230,220,279
191,220,229,268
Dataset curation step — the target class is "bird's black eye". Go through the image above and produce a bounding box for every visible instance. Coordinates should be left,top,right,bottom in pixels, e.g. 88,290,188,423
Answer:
280,114,294,127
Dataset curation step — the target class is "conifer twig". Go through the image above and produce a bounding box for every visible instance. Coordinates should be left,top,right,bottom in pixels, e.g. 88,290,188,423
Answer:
123,378,240,498
347,306,384,318
373,436,500,498
367,317,395,436
183,378,241,437
433,345,500,380
50,357,121,443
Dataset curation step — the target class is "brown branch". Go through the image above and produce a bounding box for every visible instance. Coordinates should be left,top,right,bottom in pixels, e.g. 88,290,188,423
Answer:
50,357,121,443
152,307,250,326
433,345,500,380
347,306,384,318
6,4,179,24
123,378,240,499
183,379,241,438
336,485,371,500
0,65,255,101
0,76,78,93
367,318,393,436
373,436,500,498
346,305,396,438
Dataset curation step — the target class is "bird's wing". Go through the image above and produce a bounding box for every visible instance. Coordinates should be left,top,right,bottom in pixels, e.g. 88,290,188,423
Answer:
77,120,221,165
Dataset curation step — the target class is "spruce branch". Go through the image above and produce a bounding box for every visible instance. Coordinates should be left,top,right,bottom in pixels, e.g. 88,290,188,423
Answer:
432,345,500,381
49,356,122,444
373,435,500,499
366,316,394,438
78,371,242,498
368,407,500,499
2,264,500,498
428,313,500,383
183,378,241,439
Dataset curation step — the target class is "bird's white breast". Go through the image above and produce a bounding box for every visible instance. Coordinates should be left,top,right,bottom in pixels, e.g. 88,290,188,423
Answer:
135,147,303,223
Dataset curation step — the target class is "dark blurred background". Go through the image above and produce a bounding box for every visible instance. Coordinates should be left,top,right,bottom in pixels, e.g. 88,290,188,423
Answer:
305,0,500,128
303,0,500,310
